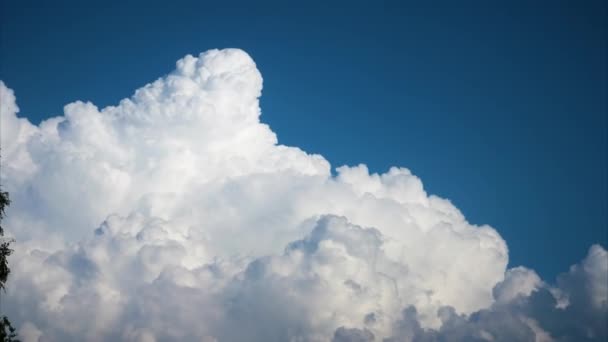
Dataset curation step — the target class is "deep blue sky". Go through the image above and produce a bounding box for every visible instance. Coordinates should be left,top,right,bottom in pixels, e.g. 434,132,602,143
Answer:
1,0,606,280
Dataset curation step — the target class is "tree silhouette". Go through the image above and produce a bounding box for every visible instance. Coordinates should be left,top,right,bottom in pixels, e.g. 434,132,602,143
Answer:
0,164,18,340
0,189,11,289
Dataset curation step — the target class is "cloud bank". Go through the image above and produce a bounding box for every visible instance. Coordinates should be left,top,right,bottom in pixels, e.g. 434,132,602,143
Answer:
0,49,606,341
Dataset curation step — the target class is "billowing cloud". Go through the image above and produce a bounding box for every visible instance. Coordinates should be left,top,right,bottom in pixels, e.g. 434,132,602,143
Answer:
0,49,605,341
383,245,607,342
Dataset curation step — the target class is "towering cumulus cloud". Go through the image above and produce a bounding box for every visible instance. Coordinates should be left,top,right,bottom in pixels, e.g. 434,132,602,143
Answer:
0,49,606,341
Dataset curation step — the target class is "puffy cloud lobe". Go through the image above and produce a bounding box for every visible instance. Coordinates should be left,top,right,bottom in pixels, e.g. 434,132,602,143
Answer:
382,245,607,342
0,49,606,341
493,267,542,304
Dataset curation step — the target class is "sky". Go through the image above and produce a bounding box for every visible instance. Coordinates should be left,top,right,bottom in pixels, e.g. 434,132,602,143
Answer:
0,1,606,341
2,0,605,280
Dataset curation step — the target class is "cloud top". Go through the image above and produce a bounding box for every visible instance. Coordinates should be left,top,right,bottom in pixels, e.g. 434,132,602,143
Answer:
0,49,605,341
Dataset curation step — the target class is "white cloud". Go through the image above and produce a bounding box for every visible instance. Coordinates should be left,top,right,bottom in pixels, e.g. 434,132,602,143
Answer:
383,245,607,342
0,49,605,341
493,267,542,304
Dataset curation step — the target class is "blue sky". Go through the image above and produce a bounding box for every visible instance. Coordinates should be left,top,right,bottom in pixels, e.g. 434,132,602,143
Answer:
1,0,606,281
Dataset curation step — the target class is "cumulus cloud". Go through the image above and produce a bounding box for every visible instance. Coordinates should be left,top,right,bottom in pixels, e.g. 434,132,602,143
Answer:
384,245,607,341
0,49,605,341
